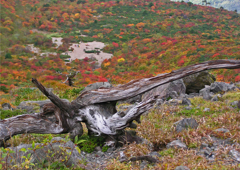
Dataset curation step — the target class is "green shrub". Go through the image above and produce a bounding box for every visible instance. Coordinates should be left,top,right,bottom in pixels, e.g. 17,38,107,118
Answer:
60,54,70,59
5,53,12,59
0,86,9,93
93,71,100,75
60,88,84,99
0,109,26,119
77,135,106,153
102,145,109,152
148,2,154,8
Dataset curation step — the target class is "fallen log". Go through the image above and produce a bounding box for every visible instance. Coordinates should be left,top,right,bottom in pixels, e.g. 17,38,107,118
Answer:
0,59,239,146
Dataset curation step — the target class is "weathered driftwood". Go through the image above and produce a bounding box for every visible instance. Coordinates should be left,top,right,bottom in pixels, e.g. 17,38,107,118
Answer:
0,59,240,146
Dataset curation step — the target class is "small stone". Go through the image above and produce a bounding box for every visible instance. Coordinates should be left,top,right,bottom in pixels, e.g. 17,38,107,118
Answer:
155,99,164,106
184,106,192,110
211,95,218,102
167,99,182,106
229,149,240,161
174,118,198,132
188,93,199,98
200,143,208,149
2,103,11,110
166,140,187,149
94,146,101,152
199,86,212,100
230,101,238,107
179,93,187,100
119,151,126,160
174,166,190,170
210,82,229,93
141,138,154,150
104,140,116,147
148,151,161,158
106,147,115,152
182,98,191,105
140,160,148,170
170,91,178,99
203,149,211,156
203,108,210,112
214,128,230,133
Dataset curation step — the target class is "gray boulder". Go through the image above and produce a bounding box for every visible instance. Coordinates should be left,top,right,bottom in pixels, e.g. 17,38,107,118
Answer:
188,93,199,98
231,101,238,106
174,166,190,170
203,108,210,112
142,78,186,102
2,103,12,110
81,82,112,93
210,82,237,93
174,118,198,132
148,151,161,158
0,137,83,168
182,97,191,105
166,99,182,106
229,149,240,162
166,140,187,149
211,95,219,102
214,128,229,133
199,85,213,100
183,71,215,94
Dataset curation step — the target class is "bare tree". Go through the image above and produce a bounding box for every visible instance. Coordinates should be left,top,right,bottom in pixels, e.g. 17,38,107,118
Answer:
0,59,240,146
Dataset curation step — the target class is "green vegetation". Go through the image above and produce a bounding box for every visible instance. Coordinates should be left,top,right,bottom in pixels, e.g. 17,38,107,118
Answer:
0,109,26,119
76,134,106,153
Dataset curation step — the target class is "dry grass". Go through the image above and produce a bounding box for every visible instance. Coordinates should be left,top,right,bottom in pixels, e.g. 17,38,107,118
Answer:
106,90,240,169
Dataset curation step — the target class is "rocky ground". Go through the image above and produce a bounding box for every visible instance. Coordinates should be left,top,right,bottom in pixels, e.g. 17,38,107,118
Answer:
1,72,240,169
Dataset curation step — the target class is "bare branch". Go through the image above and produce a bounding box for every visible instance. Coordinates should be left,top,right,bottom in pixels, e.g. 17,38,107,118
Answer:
32,78,75,117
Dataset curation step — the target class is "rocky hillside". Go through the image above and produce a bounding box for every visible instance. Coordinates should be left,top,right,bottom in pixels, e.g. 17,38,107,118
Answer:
175,0,240,12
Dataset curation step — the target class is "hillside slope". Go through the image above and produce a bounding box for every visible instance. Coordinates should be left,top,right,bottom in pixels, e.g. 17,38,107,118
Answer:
1,0,240,97
171,0,240,12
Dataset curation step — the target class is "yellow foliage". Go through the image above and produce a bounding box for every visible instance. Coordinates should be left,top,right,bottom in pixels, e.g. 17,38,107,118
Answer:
117,58,125,63
75,13,80,19
85,78,91,84
43,80,69,91
104,62,111,67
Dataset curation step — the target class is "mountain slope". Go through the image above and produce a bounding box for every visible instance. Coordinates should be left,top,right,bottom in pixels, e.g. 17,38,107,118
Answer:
171,0,240,12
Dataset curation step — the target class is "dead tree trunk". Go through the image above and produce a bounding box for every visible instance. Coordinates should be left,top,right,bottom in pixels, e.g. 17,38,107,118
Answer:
0,59,240,146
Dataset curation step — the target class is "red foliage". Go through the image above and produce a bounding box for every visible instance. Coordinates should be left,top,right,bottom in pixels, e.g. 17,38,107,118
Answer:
45,75,55,80
112,42,119,48
98,77,107,82
235,75,240,82
1,73,8,78
212,53,220,58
